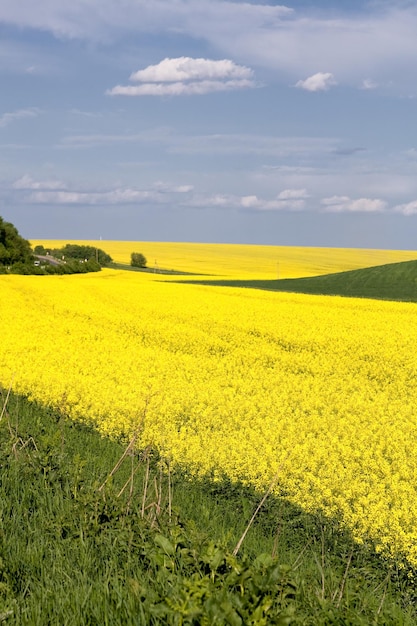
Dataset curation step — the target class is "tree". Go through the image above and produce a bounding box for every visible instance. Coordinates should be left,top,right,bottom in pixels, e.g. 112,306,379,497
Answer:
0,220,108,275
57,244,112,266
0,216,33,268
131,252,147,268
34,244,47,255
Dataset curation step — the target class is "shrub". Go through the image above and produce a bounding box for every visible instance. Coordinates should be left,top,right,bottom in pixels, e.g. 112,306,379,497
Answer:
131,252,147,268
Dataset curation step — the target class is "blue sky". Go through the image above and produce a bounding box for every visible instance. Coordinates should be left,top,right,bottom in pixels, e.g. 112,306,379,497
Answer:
1,0,417,248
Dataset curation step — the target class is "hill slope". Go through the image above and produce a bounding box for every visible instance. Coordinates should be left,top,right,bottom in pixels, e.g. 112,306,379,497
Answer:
182,259,417,302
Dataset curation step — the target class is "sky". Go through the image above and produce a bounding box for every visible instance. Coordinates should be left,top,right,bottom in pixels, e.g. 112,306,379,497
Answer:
1,0,417,249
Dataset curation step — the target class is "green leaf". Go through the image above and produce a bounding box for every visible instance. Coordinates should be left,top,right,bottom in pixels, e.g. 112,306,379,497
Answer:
154,534,176,555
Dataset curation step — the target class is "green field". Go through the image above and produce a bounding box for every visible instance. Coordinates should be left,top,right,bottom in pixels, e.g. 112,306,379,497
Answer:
180,259,417,302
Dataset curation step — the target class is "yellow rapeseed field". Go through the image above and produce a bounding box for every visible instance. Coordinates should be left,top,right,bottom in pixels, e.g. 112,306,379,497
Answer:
3,243,417,566
31,239,417,278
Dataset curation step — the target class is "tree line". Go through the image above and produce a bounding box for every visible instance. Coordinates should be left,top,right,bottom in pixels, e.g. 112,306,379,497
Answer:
0,215,148,275
0,216,111,275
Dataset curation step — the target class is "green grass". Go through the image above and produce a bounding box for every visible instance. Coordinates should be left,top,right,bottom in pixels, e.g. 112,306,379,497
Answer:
177,259,417,302
108,262,202,275
1,390,417,624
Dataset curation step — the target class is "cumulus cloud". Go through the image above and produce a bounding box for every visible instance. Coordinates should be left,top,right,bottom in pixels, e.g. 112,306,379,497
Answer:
277,188,308,200
240,195,260,209
0,108,39,128
321,196,386,212
14,174,417,219
130,57,253,83
394,200,417,216
240,189,308,211
108,57,256,96
295,72,337,92
178,189,309,211
109,79,255,96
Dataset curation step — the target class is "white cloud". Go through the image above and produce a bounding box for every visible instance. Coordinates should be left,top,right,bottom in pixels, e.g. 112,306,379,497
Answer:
109,79,255,96
346,198,386,212
180,190,307,211
1,2,417,92
109,57,256,96
130,57,253,83
277,188,308,199
240,191,307,211
394,200,417,216
0,108,39,128
219,6,417,93
24,180,193,205
321,196,386,212
13,174,417,219
13,174,66,190
241,195,260,208
295,72,336,92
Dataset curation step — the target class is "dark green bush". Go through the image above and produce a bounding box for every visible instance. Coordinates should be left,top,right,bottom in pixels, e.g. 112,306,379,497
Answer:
131,252,147,268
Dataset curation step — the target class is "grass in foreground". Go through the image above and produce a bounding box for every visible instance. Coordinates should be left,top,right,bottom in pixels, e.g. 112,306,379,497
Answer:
1,390,417,624
179,259,417,302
